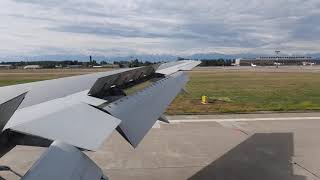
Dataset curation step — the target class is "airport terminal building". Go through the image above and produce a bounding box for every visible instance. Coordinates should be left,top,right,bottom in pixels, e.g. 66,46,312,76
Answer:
238,56,319,66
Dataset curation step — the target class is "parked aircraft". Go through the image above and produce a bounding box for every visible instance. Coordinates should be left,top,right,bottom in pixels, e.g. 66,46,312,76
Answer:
302,62,315,66
0,60,200,180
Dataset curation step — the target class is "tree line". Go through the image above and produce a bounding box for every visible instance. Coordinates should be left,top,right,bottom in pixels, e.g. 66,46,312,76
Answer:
0,59,159,69
113,59,158,68
200,59,235,66
0,60,97,68
0,58,236,68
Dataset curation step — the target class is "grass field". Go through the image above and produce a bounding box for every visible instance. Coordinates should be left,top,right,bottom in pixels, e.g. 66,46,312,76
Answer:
0,69,111,87
167,70,320,114
2,67,320,114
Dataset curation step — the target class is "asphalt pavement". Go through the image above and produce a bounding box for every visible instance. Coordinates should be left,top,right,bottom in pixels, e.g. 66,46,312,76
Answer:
1,112,320,180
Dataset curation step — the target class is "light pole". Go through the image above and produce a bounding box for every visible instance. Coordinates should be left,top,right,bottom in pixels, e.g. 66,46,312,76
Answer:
275,50,280,68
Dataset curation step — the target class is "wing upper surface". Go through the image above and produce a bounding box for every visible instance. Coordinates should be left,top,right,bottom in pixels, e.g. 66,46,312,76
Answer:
156,60,200,75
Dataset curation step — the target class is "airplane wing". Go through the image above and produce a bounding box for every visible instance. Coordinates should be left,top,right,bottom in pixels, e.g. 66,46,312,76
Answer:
0,60,200,179
156,60,201,75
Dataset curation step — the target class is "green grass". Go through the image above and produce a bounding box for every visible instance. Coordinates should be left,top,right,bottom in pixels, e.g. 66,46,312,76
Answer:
0,68,112,86
0,75,71,86
166,71,320,114
2,69,320,114
124,81,152,95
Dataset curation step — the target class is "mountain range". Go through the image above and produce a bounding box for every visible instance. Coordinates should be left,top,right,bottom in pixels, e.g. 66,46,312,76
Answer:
2,53,320,62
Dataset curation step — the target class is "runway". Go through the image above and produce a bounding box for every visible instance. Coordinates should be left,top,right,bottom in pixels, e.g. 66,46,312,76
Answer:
1,112,320,180
170,116,320,123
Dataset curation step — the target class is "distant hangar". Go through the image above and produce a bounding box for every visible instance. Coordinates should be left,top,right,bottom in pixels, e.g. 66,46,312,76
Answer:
236,56,319,66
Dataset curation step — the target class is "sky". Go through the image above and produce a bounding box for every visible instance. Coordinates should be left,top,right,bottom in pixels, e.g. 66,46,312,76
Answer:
1,0,320,57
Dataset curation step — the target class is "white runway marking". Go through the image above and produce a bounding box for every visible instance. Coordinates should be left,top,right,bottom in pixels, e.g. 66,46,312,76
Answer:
152,121,161,128
169,116,320,123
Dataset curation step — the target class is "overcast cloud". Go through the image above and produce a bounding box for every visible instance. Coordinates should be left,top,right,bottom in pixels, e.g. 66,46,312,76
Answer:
1,0,320,57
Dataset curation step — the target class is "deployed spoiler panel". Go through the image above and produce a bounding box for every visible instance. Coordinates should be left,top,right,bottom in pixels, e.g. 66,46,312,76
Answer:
88,66,155,97
0,68,132,110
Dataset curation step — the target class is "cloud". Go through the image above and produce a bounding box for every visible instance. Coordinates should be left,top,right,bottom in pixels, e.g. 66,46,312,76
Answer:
290,14,320,40
1,0,320,57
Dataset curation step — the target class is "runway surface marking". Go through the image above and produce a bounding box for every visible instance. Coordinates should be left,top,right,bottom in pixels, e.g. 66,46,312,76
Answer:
169,116,320,123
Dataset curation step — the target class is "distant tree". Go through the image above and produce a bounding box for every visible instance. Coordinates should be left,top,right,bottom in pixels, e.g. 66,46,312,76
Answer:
200,59,233,66
144,61,153,66
177,57,185,61
100,61,109,65
0,59,158,69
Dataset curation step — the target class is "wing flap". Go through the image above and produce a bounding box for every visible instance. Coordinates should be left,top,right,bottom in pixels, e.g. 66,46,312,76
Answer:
22,141,104,180
5,98,121,150
103,71,188,147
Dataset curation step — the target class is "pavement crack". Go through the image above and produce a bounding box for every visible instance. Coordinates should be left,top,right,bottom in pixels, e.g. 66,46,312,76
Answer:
104,164,208,171
217,121,251,136
234,128,250,135
292,160,320,179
